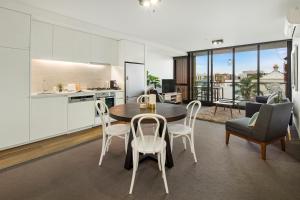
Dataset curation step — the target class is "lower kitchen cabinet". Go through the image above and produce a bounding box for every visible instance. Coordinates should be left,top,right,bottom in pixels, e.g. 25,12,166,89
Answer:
68,98,95,131
31,97,68,141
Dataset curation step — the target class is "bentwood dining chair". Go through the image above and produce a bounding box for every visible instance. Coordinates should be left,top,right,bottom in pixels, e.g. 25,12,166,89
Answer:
129,113,169,194
168,100,201,163
95,100,130,166
136,94,150,104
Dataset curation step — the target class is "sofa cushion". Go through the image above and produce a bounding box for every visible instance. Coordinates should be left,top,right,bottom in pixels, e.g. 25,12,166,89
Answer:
226,118,254,137
266,93,277,104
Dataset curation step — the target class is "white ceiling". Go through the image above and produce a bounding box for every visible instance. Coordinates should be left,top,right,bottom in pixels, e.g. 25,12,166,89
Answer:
17,0,299,52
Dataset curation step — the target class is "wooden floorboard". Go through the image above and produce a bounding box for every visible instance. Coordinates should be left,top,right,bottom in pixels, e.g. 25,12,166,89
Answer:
0,126,103,171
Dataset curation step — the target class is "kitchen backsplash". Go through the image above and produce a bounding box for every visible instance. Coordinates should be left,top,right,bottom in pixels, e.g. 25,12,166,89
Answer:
31,59,112,92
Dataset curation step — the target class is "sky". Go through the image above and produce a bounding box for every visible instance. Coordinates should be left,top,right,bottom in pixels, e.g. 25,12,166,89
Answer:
196,47,287,75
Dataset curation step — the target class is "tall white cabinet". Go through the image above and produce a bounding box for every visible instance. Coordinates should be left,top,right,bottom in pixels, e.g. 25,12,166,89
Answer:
0,8,31,149
0,8,30,49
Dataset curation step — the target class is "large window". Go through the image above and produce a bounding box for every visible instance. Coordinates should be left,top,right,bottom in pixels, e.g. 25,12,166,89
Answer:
192,40,290,104
235,45,258,101
212,49,233,101
259,41,287,98
194,51,209,101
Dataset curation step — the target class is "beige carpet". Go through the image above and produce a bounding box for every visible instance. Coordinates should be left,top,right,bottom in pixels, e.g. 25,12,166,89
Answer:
197,106,245,124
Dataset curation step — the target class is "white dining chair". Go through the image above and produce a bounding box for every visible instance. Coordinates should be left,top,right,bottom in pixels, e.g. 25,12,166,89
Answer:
129,113,169,194
136,94,150,103
95,100,130,166
158,94,165,103
168,100,201,163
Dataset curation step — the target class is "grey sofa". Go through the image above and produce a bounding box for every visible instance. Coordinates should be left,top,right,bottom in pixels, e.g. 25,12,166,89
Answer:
225,102,293,160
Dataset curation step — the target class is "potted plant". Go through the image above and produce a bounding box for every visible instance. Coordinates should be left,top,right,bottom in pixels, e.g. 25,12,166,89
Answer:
57,83,63,92
147,71,161,89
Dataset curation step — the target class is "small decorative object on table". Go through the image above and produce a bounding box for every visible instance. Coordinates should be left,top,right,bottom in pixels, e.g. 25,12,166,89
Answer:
148,94,157,110
57,83,63,92
139,103,147,109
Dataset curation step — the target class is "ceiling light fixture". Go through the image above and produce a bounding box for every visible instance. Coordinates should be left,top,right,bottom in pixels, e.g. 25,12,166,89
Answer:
212,39,224,45
139,0,161,12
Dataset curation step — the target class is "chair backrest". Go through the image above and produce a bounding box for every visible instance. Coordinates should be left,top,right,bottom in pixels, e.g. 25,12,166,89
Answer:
184,100,201,131
95,100,111,130
158,94,165,103
137,95,150,104
253,102,293,141
131,113,167,154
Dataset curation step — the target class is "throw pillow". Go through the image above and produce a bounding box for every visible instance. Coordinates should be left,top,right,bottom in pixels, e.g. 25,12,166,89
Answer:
248,112,259,127
267,93,277,104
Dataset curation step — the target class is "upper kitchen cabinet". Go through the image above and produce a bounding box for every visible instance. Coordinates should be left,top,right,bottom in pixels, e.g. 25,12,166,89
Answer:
31,20,53,59
119,40,145,64
0,7,30,50
53,26,91,63
91,35,119,66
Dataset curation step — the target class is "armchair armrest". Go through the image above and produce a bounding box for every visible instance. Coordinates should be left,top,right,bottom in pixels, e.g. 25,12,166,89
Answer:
245,102,263,118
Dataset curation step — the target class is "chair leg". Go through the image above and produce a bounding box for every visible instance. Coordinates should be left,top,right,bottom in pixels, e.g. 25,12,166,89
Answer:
280,138,286,152
161,149,169,194
99,135,107,166
170,134,174,152
225,131,230,145
124,133,128,153
182,137,187,150
260,143,266,160
287,125,291,141
129,149,138,194
186,135,197,163
106,137,112,152
158,153,162,171
191,136,197,163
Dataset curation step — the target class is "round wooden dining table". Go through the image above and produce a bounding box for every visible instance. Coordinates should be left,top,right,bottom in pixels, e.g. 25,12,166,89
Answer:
109,103,187,170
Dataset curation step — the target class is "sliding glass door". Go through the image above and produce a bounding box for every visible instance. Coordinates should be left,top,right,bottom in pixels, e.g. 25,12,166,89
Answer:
259,41,287,98
194,51,210,103
235,45,258,101
192,40,291,105
212,49,233,101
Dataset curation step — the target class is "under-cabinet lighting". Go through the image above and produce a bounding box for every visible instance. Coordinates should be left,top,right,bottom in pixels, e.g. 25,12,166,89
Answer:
32,59,108,68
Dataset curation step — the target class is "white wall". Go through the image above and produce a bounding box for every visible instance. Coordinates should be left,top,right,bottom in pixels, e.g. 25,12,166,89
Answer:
292,36,300,137
146,46,174,92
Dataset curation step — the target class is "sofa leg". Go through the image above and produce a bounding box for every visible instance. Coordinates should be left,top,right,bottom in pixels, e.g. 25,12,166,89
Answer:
225,131,230,145
280,138,286,152
260,143,266,160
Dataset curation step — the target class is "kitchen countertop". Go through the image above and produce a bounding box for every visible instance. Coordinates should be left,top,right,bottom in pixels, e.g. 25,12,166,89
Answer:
31,89,124,99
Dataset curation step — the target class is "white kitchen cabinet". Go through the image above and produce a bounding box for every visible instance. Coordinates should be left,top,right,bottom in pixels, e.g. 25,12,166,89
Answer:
0,47,30,149
68,100,95,131
91,35,118,65
31,20,53,59
119,40,145,64
0,8,30,50
53,26,91,63
30,97,68,141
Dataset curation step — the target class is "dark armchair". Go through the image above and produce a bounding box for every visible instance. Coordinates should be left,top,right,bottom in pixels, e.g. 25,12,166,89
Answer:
225,102,293,160
245,95,268,117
